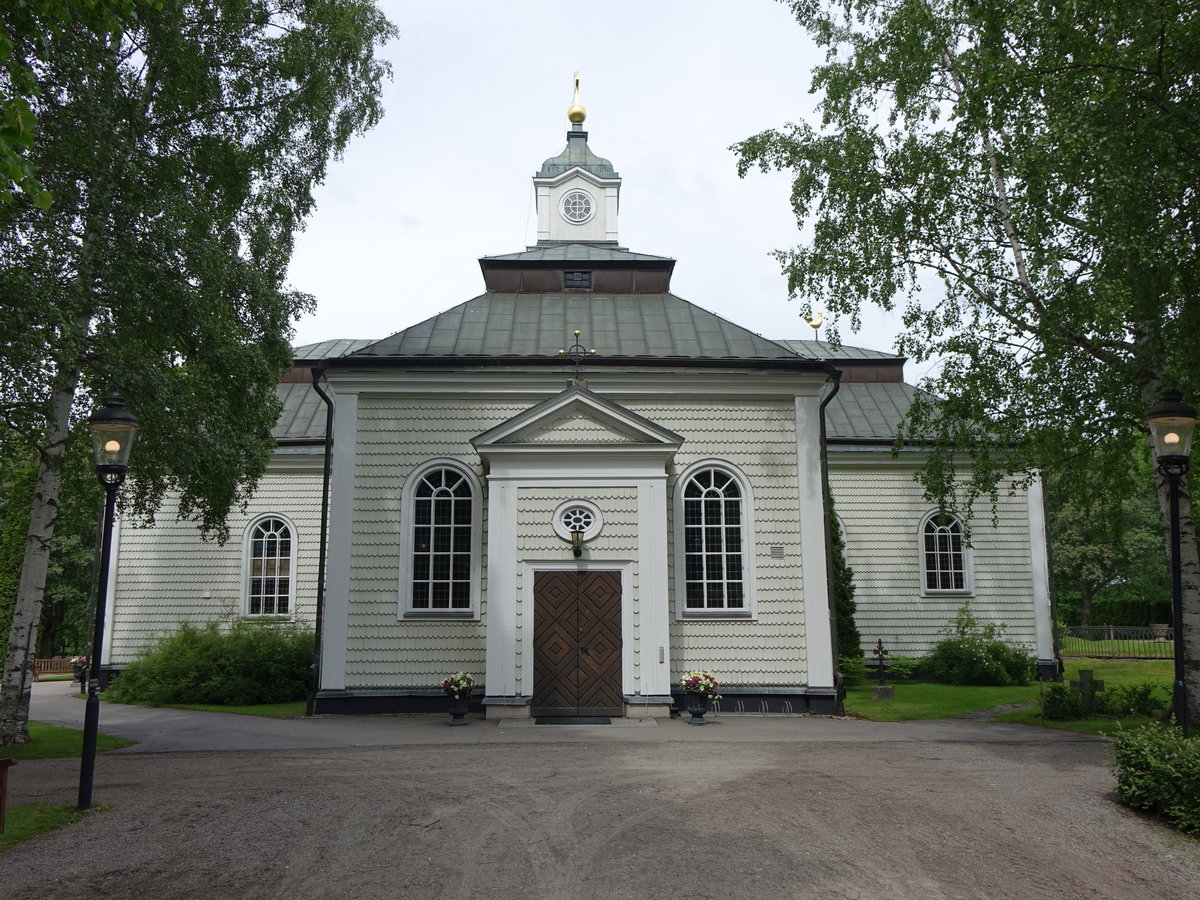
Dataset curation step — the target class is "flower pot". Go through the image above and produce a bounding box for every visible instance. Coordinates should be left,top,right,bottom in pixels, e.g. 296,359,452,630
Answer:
685,691,711,725
448,697,470,726
72,665,86,683
1150,623,1170,642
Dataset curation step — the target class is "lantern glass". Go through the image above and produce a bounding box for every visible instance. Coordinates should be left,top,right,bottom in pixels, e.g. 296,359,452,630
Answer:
87,394,139,472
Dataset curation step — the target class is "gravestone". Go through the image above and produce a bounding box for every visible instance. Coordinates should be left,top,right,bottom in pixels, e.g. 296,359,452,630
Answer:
1070,669,1105,715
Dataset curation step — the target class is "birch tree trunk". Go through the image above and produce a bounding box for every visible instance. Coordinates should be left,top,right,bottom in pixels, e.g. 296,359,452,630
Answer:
0,371,79,744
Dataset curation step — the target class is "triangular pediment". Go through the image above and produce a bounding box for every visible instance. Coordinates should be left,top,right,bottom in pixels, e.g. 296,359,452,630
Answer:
472,384,684,452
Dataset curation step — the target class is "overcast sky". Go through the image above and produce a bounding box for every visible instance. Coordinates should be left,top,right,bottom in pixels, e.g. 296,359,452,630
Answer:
288,1,913,368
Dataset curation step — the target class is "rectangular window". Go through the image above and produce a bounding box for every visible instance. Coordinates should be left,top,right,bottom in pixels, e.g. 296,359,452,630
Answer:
564,270,592,289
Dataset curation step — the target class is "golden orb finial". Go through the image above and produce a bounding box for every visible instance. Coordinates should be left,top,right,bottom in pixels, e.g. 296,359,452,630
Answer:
567,71,587,124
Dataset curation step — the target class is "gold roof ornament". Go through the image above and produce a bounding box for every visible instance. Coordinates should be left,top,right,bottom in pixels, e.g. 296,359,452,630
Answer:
567,72,587,124
806,310,824,340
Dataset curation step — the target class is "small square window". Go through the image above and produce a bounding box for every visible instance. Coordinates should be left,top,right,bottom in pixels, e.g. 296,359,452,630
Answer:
564,270,592,289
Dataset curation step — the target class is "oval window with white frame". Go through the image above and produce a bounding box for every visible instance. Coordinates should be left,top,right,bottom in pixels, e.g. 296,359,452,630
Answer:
553,499,604,543
558,189,595,224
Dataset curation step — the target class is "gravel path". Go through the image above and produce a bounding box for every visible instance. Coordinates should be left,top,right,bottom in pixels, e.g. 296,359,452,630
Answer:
4,728,1198,898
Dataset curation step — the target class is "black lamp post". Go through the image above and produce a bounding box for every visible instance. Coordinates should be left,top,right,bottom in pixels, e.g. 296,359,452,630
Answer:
1145,389,1198,737
78,393,138,811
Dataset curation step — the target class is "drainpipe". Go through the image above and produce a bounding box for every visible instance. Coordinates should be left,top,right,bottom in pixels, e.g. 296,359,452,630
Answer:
817,368,843,708
306,362,334,717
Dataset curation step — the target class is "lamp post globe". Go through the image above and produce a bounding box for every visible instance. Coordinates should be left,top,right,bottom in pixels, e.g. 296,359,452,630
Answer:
1145,389,1198,737
78,393,138,811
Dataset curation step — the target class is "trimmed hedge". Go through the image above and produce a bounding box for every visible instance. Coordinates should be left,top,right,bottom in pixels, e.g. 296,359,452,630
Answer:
1112,725,1200,835
108,620,314,706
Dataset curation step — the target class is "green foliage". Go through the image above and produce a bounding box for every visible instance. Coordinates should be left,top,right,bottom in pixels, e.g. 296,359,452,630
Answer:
107,620,315,706
1039,682,1084,720
885,655,918,680
1048,452,1168,626
922,604,1034,686
839,655,867,686
1113,726,1200,835
829,510,862,659
731,6,1200,736
1041,680,1168,720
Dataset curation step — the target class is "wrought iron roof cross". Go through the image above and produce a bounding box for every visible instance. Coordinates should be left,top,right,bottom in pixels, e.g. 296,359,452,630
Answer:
558,329,596,384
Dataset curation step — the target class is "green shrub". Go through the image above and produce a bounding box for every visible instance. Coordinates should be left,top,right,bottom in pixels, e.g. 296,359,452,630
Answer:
886,655,919,680
1039,680,1169,721
1112,725,1200,835
922,603,1034,686
1039,682,1084,720
1096,683,1168,718
108,620,314,706
839,655,867,686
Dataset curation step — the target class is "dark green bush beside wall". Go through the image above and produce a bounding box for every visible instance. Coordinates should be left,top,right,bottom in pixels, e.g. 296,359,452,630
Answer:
108,620,314,706
1112,726,1200,835
921,604,1034,686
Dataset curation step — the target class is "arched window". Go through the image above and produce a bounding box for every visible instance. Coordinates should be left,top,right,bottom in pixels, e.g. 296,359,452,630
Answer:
676,464,754,615
922,513,970,593
245,515,295,616
401,463,481,617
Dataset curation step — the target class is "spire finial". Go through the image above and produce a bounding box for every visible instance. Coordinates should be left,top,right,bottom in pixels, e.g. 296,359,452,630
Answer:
567,71,587,124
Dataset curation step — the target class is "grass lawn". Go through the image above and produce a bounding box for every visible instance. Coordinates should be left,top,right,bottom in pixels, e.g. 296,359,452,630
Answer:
0,804,89,850
103,696,306,719
845,657,1172,731
1,722,136,760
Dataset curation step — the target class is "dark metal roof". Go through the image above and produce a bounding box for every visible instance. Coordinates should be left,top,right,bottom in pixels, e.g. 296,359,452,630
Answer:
825,382,920,442
273,383,326,441
340,293,824,366
483,245,674,264
294,339,374,361
774,339,902,361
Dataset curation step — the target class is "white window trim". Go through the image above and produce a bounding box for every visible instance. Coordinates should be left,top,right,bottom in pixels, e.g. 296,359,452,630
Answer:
398,459,483,620
241,512,299,619
552,499,604,543
558,187,596,224
918,510,974,596
672,460,757,620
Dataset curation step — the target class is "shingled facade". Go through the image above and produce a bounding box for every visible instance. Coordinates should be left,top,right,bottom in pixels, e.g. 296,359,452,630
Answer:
104,109,1056,717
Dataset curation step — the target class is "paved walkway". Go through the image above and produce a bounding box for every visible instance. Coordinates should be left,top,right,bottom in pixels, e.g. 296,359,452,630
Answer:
27,679,1097,751
7,681,1198,900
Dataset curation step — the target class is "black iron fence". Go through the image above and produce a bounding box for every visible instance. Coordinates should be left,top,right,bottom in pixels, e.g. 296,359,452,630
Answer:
1059,625,1174,659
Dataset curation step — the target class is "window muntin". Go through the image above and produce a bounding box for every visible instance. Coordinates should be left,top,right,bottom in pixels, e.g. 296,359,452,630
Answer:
923,514,967,592
410,467,474,611
247,517,293,615
682,468,745,610
559,189,595,223
564,270,592,289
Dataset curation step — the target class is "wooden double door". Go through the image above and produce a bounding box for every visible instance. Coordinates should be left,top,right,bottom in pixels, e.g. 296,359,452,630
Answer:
532,570,623,717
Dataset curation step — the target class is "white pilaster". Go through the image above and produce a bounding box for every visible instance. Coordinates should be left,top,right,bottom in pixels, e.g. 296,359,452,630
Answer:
795,395,835,688
637,476,672,695
1026,472,1055,663
485,479,519,697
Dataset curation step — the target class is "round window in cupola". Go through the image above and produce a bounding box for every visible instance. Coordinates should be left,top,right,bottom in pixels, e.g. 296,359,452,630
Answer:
559,189,595,224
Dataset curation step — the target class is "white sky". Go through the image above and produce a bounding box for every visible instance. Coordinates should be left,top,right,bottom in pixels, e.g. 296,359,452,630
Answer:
288,1,912,367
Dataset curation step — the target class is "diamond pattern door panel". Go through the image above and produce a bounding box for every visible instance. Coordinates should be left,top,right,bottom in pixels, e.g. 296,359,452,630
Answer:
533,570,622,717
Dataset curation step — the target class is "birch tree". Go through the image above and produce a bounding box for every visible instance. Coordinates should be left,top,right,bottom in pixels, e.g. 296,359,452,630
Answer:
0,0,395,745
735,0,1200,725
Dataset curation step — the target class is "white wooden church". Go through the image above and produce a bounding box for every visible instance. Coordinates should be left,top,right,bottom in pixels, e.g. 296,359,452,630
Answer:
104,97,1056,718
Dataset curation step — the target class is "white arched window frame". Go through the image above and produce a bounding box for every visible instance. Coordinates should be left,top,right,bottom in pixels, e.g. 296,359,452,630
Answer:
242,513,298,617
673,461,756,619
919,511,973,595
398,460,483,619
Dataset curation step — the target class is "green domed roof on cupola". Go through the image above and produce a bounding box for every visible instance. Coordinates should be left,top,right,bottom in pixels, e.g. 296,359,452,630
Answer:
536,124,619,180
